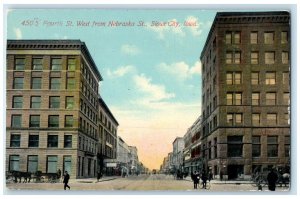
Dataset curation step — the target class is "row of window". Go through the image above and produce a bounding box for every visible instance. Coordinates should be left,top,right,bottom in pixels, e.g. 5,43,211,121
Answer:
9,155,72,174
225,31,288,45
226,112,289,126
12,95,74,109
226,92,290,106
14,57,76,71
11,114,74,128
13,76,76,90
225,51,289,65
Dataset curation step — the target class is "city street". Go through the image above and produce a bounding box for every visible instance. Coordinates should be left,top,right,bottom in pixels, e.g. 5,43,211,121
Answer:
5,174,290,192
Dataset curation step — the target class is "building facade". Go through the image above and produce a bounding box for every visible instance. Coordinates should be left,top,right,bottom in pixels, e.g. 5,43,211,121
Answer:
98,97,119,176
183,115,202,174
200,12,290,180
172,137,184,171
117,136,131,175
6,40,102,178
128,146,139,175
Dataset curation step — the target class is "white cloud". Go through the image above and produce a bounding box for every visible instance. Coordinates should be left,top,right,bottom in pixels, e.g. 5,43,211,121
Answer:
147,19,185,39
134,74,175,102
14,28,22,39
121,44,140,55
107,65,135,78
158,61,202,81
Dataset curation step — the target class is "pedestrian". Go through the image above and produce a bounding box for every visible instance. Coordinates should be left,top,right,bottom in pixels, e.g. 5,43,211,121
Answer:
208,171,213,182
63,171,70,190
97,170,101,182
191,171,200,189
267,168,278,191
201,171,208,189
57,169,61,182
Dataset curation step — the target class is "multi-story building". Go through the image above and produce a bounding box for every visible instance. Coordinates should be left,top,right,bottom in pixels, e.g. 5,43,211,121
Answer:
128,146,139,174
172,137,184,171
200,12,290,180
6,40,102,178
117,136,131,175
98,97,119,176
183,115,202,174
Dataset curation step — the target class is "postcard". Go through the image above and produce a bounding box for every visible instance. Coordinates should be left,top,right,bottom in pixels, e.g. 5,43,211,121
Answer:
4,6,293,194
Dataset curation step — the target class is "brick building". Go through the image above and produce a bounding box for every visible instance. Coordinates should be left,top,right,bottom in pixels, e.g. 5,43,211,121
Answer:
6,40,102,178
199,12,290,180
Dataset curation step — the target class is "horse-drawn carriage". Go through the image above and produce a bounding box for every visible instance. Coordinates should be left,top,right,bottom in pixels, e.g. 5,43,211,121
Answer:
6,170,60,183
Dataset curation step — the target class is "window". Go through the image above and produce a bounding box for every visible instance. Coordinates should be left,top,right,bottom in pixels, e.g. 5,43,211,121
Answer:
227,136,243,157
66,96,74,109
282,52,289,64
65,115,73,127
252,136,261,157
250,32,258,44
47,135,58,147
266,93,276,105
13,96,23,108
64,135,72,148
267,113,277,125
10,134,21,147
67,78,75,90
235,113,243,124
47,156,58,173
225,32,232,44
49,96,60,108
63,156,72,174
226,52,232,64
32,58,43,70
251,72,259,85
27,156,38,173
50,78,61,90
28,135,39,147
226,93,233,105
234,52,241,64
266,72,276,85
281,31,288,44
234,32,241,44
9,155,20,171
252,113,260,125
11,115,22,127
251,52,259,64
285,136,290,157
226,72,242,85
68,58,76,71
15,58,25,70
264,32,274,44
252,93,260,105
284,113,290,125
48,115,59,127
31,77,42,89
51,58,62,70
265,52,275,64
29,115,40,127
235,93,242,105
31,96,41,108
283,72,289,85
283,93,290,105
13,77,24,89
227,113,233,125
267,136,278,157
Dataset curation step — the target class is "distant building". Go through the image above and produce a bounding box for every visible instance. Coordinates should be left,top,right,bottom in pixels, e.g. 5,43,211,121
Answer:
172,137,184,171
128,146,139,174
200,12,290,180
117,136,130,175
6,40,102,178
98,97,119,176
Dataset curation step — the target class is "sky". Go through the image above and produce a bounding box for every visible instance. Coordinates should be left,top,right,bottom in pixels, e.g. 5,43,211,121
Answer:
6,9,215,170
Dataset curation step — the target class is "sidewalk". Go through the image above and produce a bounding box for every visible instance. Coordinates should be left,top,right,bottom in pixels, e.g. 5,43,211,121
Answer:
70,176,118,183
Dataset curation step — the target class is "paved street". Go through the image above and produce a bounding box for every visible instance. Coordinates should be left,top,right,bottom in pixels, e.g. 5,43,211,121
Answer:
5,174,290,192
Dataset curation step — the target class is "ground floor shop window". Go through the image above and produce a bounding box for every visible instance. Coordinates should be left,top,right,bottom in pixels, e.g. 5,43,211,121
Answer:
9,155,20,171
227,136,243,157
63,156,72,173
27,155,38,173
47,156,57,173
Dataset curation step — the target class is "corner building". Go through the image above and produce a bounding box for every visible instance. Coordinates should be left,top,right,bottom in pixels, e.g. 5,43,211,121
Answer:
6,40,102,178
200,12,290,180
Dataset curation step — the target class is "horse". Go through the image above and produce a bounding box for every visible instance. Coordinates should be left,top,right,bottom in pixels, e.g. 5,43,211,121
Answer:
11,171,32,183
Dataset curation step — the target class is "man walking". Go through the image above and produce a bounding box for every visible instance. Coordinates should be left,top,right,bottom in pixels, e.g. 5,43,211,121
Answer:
63,171,70,190
267,168,278,191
